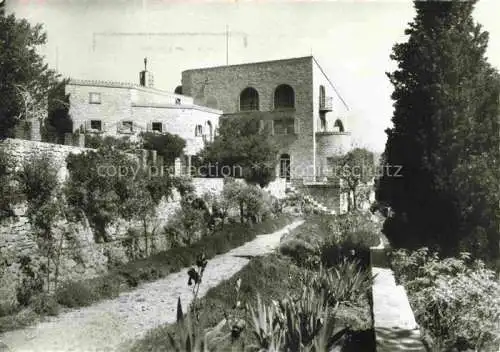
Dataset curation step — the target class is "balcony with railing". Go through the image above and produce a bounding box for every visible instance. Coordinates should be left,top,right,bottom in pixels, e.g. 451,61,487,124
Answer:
319,96,333,112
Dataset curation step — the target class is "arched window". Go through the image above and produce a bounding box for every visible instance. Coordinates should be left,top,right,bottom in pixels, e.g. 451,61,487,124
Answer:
174,85,183,94
195,124,203,136
205,121,213,142
239,87,259,111
319,85,325,107
274,84,295,109
334,119,344,133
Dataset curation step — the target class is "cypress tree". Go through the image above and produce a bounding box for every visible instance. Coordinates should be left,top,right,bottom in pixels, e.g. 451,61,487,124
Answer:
377,0,500,260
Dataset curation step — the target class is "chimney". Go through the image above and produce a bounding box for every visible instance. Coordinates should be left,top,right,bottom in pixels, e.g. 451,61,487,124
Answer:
139,57,154,88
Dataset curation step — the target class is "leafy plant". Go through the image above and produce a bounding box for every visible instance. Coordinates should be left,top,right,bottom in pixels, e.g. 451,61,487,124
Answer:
391,248,500,351
247,286,347,352
308,260,374,308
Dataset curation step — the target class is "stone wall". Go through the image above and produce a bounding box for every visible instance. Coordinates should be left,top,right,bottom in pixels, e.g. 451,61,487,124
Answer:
0,139,286,309
1,138,89,181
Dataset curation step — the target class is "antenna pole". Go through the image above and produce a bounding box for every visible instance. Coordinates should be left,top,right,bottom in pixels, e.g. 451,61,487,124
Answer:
226,25,229,65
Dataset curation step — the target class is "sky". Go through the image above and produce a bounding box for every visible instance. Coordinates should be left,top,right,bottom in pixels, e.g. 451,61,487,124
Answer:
6,0,500,153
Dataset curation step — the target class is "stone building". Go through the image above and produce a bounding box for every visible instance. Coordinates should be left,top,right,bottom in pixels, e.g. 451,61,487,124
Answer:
180,56,352,184
66,60,222,162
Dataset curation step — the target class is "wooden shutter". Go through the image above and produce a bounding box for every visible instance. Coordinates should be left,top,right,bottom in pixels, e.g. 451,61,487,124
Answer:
270,120,274,136
146,122,152,132
102,121,108,132
294,119,300,134
84,120,91,132
259,120,264,134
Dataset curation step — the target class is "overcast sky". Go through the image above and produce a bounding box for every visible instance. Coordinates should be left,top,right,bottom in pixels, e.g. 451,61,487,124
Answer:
7,0,500,152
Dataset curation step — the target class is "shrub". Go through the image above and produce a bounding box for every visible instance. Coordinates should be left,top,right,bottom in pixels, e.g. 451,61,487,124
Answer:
92,275,121,299
84,135,137,150
172,176,195,197
65,147,144,242
391,248,500,351
55,281,95,308
0,148,15,221
31,293,59,316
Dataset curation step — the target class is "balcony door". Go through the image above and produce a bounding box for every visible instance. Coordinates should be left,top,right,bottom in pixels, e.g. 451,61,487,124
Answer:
279,154,291,182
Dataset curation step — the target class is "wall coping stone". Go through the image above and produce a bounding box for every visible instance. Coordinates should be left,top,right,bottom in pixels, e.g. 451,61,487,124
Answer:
370,240,427,351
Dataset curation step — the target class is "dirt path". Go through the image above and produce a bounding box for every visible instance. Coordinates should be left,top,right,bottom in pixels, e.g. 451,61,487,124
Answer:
0,220,304,352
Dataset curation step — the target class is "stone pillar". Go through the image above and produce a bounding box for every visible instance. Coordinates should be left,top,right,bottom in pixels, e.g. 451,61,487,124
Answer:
30,119,41,141
141,149,148,169
77,133,85,147
150,150,157,165
157,155,164,168
174,157,181,176
187,155,192,177
64,133,73,146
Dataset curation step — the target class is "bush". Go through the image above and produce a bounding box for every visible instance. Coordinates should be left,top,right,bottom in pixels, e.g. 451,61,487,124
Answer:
31,293,59,316
92,275,121,299
16,276,44,307
55,281,95,308
391,248,500,351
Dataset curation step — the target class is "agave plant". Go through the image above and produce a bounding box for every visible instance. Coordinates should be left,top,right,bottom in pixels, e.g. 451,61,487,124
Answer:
248,287,347,352
311,259,374,307
169,297,234,352
248,294,283,351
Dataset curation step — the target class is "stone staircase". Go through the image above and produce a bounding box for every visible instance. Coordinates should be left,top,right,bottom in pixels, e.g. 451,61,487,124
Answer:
285,184,337,215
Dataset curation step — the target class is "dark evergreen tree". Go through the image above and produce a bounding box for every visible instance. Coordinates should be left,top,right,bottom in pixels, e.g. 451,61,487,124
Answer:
0,14,60,139
377,0,500,261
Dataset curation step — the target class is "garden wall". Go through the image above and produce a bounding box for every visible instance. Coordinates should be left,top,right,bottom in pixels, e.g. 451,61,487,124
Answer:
0,138,286,309
370,242,426,351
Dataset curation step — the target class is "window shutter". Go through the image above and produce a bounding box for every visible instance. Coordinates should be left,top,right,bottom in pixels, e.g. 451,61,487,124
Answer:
147,122,152,132
162,122,167,133
294,119,300,134
102,121,108,132
84,120,91,132
270,120,274,136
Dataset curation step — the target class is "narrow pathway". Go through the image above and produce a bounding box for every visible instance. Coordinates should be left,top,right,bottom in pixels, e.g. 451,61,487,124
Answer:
0,220,304,352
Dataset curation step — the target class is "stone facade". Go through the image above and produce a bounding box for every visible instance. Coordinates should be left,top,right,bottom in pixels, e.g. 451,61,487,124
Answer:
180,56,352,182
66,78,222,158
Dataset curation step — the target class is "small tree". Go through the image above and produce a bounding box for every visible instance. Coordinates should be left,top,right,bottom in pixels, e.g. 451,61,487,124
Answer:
0,14,60,138
141,132,186,165
334,148,375,211
17,154,61,292
197,116,279,187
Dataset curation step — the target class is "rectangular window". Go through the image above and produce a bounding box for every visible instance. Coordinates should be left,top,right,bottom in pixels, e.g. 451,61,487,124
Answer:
89,92,101,104
120,121,133,133
152,122,163,132
90,120,102,131
273,118,295,135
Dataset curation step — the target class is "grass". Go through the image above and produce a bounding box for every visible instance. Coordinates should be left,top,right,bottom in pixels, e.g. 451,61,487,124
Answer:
130,252,375,352
0,215,296,334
